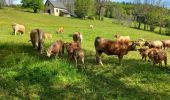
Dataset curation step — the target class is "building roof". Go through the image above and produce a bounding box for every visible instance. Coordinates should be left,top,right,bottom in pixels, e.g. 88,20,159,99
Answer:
47,0,67,9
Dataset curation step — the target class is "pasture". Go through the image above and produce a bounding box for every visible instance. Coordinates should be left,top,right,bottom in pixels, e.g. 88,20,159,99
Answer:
0,8,170,99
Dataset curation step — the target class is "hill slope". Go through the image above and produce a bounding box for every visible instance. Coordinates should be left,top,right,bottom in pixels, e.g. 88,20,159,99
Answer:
0,8,170,99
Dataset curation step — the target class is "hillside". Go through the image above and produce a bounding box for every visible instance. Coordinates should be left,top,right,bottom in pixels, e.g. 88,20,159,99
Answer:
0,8,170,99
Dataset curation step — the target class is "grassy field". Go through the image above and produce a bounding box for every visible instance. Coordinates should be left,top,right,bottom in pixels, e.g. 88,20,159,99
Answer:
0,8,170,99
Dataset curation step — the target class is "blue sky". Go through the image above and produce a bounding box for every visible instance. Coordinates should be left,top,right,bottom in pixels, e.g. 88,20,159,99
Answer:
14,0,170,8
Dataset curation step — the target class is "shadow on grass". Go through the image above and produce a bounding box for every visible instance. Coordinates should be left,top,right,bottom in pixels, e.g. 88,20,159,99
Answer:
0,43,170,99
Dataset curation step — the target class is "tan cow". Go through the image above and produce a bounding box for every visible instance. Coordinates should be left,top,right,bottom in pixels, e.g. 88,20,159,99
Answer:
57,27,64,34
114,34,131,43
43,33,52,40
12,23,25,35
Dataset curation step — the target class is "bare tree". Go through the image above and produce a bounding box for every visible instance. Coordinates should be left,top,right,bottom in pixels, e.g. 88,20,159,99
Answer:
95,0,109,21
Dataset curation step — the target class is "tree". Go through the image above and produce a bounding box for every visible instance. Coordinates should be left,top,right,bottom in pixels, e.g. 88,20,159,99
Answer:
156,7,168,34
0,0,5,8
74,0,93,18
21,0,43,13
166,20,170,35
95,0,108,21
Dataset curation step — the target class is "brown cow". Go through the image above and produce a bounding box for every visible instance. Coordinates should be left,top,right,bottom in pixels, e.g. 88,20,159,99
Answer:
30,28,44,54
145,41,163,49
95,37,137,65
65,42,80,59
161,40,170,50
73,32,83,46
47,40,64,57
152,51,167,67
12,23,25,35
65,42,84,67
138,48,160,61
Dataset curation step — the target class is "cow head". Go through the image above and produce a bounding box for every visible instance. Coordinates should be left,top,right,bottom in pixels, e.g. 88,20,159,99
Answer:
129,41,137,51
144,41,150,46
46,50,51,57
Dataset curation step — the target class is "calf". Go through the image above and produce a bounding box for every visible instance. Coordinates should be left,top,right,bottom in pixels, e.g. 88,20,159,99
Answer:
95,37,137,65
57,27,64,34
65,42,84,67
114,34,131,43
12,23,25,35
138,48,160,61
152,51,167,67
73,47,85,67
30,28,44,54
135,38,145,47
73,32,83,46
43,32,52,40
65,42,80,59
145,41,163,49
47,40,64,57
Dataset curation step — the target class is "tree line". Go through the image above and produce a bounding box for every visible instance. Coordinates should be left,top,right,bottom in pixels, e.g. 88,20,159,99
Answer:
0,0,170,35
103,0,170,35
74,0,170,35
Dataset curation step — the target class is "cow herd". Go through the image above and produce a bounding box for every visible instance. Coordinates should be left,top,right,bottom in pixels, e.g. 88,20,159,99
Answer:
12,23,170,69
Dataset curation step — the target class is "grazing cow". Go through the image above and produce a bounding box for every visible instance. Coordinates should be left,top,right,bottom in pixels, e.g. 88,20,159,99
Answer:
12,23,25,35
95,37,137,65
139,38,145,41
46,40,64,57
73,32,83,46
43,33,52,40
65,42,84,67
89,25,94,28
138,48,160,61
135,38,145,47
152,51,167,67
135,41,145,47
65,42,80,59
30,28,44,54
73,47,85,67
114,34,131,43
161,40,170,50
145,41,163,49
57,27,64,34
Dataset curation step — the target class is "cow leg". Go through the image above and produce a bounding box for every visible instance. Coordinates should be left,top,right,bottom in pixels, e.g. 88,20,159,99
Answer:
164,57,167,67
96,51,103,66
74,56,77,67
144,57,146,61
81,57,85,69
118,55,123,65
14,30,17,35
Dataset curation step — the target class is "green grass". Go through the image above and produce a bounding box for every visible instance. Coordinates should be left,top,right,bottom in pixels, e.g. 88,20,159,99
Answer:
0,8,170,99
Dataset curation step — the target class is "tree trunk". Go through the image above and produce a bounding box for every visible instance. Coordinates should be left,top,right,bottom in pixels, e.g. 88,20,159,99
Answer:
138,22,141,29
33,9,38,13
147,25,149,30
150,25,155,32
144,24,146,30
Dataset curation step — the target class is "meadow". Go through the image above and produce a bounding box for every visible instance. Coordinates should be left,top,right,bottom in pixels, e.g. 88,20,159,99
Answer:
0,8,170,99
